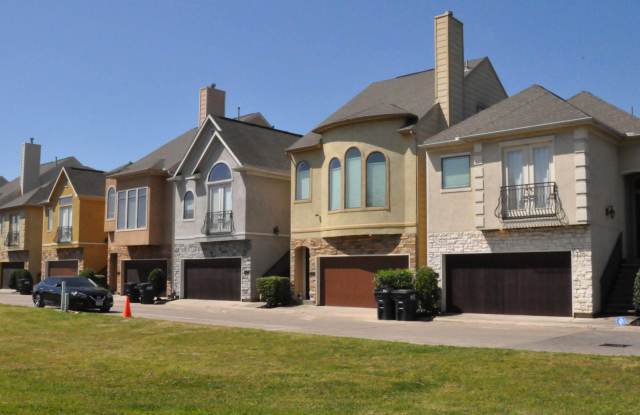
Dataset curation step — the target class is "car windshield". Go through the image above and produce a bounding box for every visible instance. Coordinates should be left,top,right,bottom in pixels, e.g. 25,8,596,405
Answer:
58,278,97,288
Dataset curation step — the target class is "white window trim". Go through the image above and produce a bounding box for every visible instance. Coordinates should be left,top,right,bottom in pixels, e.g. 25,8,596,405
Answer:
295,161,311,202
116,186,149,231
46,207,53,231
182,190,195,221
500,141,555,186
105,186,116,220
440,152,471,191
207,161,233,185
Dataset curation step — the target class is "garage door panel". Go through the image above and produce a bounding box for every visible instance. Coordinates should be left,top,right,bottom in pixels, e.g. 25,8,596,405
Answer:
48,261,78,277
446,252,571,317
320,256,409,308
1,262,25,289
184,259,241,301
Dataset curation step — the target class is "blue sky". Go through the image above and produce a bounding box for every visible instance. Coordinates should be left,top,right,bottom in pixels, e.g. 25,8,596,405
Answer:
0,0,638,179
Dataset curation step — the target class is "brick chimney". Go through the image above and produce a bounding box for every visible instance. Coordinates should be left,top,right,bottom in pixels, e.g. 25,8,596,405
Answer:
434,11,464,127
20,138,41,195
199,84,226,126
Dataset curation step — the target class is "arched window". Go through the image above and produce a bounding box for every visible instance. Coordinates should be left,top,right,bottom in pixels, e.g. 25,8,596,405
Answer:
208,163,231,182
366,152,387,207
295,161,310,200
106,187,116,219
345,148,361,208
328,158,341,211
183,191,194,220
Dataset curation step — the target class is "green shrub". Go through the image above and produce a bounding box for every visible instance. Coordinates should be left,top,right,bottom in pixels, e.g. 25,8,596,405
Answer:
90,275,108,289
79,268,96,279
415,267,441,315
634,271,640,313
373,269,414,290
257,276,291,308
148,268,167,298
10,269,32,291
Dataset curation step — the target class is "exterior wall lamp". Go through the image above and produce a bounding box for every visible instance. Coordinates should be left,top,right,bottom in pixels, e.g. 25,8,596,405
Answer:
605,205,615,219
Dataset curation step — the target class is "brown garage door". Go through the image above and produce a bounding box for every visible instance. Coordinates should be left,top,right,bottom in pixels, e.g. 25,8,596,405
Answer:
184,258,241,300
446,252,572,317
320,256,410,308
48,260,78,277
1,262,25,289
124,260,168,284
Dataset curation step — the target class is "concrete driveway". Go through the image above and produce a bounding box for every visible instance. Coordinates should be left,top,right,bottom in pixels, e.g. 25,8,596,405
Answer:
1,290,639,356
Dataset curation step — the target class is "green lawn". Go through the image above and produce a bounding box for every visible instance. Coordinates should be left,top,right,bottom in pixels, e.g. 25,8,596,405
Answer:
0,305,639,414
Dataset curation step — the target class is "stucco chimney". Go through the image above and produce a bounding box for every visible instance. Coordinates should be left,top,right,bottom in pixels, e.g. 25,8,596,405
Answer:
199,84,226,126
434,11,464,126
20,138,41,195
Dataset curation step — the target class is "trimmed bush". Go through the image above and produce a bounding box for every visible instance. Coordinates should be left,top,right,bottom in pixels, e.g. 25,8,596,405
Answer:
9,269,31,290
148,268,167,298
374,269,414,290
415,267,441,315
79,268,108,288
257,276,291,308
79,268,96,279
634,271,640,314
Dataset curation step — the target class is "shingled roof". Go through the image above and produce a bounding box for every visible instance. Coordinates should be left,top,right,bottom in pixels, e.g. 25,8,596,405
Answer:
568,91,640,136
108,127,198,177
287,58,487,152
63,167,106,198
0,157,85,210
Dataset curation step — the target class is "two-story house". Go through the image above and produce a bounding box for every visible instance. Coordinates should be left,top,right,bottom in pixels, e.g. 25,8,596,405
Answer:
104,127,197,293
286,12,506,307
423,85,640,317
0,140,84,287
41,166,107,277
170,85,299,301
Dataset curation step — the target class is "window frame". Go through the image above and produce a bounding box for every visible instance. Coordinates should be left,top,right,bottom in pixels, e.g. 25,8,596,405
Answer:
344,147,362,209
295,161,311,202
106,186,116,220
365,151,388,208
208,162,232,183
500,142,555,187
328,157,342,211
441,154,471,191
115,186,149,231
46,207,53,231
183,190,195,221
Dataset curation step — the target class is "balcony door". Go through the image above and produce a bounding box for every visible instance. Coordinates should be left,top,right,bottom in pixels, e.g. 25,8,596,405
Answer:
503,144,553,217
59,202,72,242
209,183,232,214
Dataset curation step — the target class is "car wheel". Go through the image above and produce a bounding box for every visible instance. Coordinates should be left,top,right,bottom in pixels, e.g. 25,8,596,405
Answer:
33,293,44,308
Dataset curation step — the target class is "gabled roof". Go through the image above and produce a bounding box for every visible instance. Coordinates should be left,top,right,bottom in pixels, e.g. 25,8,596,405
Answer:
422,85,592,146
237,112,271,128
0,157,85,210
108,127,199,178
175,115,300,177
46,166,106,203
287,57,487,152
568,91,640,137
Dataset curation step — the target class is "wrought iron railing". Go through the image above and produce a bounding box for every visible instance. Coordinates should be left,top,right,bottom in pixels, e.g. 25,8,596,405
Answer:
56,226,73,243
202,211,233,235
4,231,20,247
496,182,560,220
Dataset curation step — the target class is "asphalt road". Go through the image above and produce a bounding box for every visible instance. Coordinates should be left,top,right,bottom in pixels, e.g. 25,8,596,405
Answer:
1,290,639,356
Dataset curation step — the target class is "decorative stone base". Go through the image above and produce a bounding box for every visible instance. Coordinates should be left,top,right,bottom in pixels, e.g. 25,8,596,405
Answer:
427,226,593,315
290,233,417,304
172,240,252,300
42,246,84,278
107,244,171,294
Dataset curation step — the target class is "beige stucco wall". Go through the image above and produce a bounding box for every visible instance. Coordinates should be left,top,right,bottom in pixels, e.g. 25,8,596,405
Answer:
290,118,418,240
618,140,640,175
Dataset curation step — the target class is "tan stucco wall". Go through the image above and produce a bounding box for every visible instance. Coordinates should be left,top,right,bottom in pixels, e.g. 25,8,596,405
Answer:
290,118,418,240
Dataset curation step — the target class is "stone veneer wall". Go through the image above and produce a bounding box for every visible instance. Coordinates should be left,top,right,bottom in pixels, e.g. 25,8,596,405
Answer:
172,240,252,300
41,247,84,278
290,233,417,304
107,244,172,294
427,226,593,315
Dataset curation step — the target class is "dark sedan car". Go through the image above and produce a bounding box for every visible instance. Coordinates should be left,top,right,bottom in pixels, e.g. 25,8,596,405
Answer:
33,277,113,312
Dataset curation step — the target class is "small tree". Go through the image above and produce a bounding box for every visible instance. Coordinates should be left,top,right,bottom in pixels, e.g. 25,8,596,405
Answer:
10,269,32,292
257,276,291,308
415,267,441,315
79,268,96,279
148,268,167,299
633,271,640,314
373,269,414,290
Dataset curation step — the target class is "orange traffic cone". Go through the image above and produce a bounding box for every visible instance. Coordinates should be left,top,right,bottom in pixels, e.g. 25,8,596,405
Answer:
122,295,132,318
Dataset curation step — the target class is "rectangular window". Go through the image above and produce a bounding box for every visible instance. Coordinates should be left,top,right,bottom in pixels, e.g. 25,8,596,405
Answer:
117,191,126,229
59,196,72,206
117,187,148,230
442,155,470,189
47,208,53,231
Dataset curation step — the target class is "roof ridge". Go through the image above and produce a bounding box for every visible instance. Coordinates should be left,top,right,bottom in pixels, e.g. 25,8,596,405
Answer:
570,90,640,121
215,115,301,137
67,166,104,173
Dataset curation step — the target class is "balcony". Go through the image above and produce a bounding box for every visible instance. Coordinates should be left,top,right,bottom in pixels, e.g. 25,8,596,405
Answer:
4,231,20,247
56,226,73,243
496,182,561,220
202,211,234,235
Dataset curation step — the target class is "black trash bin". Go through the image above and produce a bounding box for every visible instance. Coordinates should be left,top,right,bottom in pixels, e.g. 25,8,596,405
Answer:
392,289,417,321
17,278,33,295
374,288,395,320
124,282,140,303
138,283,155,304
